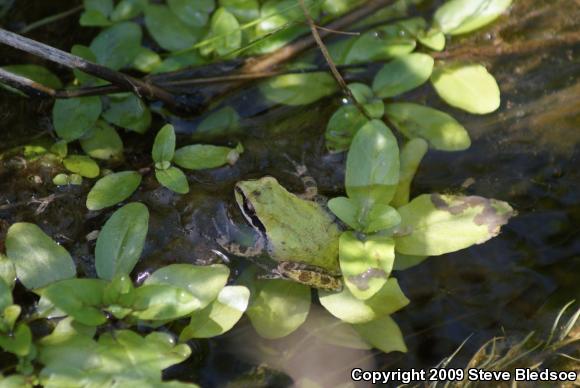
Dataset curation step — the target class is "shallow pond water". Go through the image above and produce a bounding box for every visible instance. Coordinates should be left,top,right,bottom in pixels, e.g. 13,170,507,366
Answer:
0,0,578,386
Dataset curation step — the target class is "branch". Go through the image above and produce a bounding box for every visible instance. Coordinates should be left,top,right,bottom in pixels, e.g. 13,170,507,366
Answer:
298,0,371,119
0,27,196,112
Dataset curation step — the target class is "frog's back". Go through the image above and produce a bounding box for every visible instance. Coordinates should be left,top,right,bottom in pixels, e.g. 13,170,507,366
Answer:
263,184,341,271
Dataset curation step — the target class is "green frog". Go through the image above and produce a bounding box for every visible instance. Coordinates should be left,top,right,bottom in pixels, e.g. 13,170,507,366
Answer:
218,173,343,291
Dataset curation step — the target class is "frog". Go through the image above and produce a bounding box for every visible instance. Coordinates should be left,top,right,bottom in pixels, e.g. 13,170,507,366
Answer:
217,170,343,291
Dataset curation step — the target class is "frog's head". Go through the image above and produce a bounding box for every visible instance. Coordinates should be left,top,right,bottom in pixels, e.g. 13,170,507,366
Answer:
234,176,282,233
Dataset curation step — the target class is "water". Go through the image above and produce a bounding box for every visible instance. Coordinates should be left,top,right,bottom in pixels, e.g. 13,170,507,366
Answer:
0,0,578,386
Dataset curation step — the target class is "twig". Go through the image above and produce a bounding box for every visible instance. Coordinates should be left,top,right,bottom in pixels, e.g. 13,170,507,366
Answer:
432,31,580,60
0,27,195,112
298,0,371,119
0,67,55,97
19,5,84,34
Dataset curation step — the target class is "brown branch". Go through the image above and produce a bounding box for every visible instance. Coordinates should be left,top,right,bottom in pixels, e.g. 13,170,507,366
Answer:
0,67,56,97
241,0,395,75
433,31,580,61
0,27,196,112
298,0,371,119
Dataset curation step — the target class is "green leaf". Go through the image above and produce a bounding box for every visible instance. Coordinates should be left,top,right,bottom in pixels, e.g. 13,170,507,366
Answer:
80,0,113,26
345,120,399,208
392,138,429,208
110,0,147,22
95,203,149,280
0,254,16,289
79,120,124,160
6,223,76,289
347,83,384,118
372,53,434,98
102,93,151,133
319,278,409,324
205,7,241,56
130,284,202,320
397,17,446,51
131,47,162,73
343,25,416,65
431,63,501,114
0,324,32,356
325,105,369,152
173,144,240,170
0,278,12,311
180,285,249,340
394,194,515,256
39,279,108,326
193,106,240,139
168,0,214,27
384,103,471,151
152,124,176,164
69,174,83,185
79,9,112,27
38,330,192,386
152,51,206,74
364,203,401,233
245,277,311,339
52,96,102,141
339,232,394,300
353,315,407,353
328,196,360,230
1,64,62,89
50,140,68,158
86,171,142,210
39,317,96,346
145,4,201,51
70,45,101,86
89,22,142,70
52,174,70,186
63,155,100,178
220,0,258,22
155,167,189,194
434,0,512,35
102,274,135,308
260,72,337,106
145,264,230,310
393,252,429,271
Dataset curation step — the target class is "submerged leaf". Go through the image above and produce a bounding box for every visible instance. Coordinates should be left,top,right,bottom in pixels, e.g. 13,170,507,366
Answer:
260,72,337,106
319,278,409,324
353,315,407,353
245,277,311,339
80,121,123,160
145,4,202,51
52,97,102,141
89,22,142,70
102,93,151,133
173,144,241,170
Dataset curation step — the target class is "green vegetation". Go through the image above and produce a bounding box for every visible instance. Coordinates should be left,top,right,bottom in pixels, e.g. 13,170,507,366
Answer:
0,0,519,385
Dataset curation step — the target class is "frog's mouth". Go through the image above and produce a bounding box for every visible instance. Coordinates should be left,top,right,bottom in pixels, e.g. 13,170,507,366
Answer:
235,186,266,234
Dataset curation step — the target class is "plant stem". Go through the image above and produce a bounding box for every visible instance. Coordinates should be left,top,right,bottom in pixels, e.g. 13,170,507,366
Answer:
18,5,84,34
